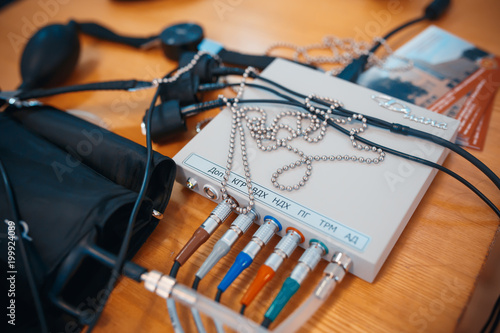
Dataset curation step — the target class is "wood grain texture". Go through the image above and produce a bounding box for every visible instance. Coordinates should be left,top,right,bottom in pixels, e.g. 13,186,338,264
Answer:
1,0,499,332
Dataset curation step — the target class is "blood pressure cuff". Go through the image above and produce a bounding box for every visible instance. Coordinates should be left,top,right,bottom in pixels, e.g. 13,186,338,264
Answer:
0,106,176,332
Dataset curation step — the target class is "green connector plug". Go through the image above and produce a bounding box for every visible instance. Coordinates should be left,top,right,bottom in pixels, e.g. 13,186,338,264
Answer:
264,277,300,321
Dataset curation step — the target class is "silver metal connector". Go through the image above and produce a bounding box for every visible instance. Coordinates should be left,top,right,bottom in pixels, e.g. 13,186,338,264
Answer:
186,177,198,189
327,252,352,282
142,270,162,293
141,270,176,299
264,230,302,271
196,209,258,279
290,241,327,285
231,209,258,235
200,199,233,234
156,275,177,299
242,217,280,259
314,252,352,299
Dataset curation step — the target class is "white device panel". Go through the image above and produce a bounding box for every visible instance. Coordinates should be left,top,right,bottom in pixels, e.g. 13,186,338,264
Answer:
173,59,459,282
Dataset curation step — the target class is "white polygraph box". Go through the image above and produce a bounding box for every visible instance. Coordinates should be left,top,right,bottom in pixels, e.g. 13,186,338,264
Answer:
173,59,459,282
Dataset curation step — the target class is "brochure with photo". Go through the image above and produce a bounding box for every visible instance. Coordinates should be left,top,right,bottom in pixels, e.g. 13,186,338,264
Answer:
358,26,500,150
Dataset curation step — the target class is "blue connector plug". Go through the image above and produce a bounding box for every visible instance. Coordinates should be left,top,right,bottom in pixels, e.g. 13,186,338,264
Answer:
218,252,253,292
216,216,281,293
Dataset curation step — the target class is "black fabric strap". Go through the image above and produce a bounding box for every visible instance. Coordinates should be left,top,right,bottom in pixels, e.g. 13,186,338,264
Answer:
76,21,158,48
73,21,308,71
218,48,276,69
218,48,319,70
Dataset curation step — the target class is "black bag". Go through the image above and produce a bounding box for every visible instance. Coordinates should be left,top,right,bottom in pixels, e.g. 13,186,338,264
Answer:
0,105,177,332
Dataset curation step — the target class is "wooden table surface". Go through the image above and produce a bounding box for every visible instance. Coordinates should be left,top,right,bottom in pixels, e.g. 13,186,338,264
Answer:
1,0,499,332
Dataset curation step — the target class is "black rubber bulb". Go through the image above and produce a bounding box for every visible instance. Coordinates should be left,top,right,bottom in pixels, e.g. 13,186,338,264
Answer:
19,20,80,91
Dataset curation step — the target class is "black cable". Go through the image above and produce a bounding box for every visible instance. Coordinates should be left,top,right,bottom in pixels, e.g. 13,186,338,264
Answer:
490,308,500,333
251,73,500,192
8,68,178,103
342,125,500,218
211,80,499,214
240,304,246,315
252,74,307,100
203,78,414,130
211,67,246,77
336,16,427,83
7,1,443,103
202,80,403,129
199,77,500,200
261,317,272,328
219,74,500,192
384,16,427,40
263,101,494,215
369,16,427,54
337,0,451,82
290,97,499,216
169,260,181,278
241,83,299,103
163,66,181,81
1,159,49,333
86,83,162,332
14,80,152,100
215,290,223,303
9,67,182,103
404,126,500,189
199,81,299,104
192,276,201,291
276,91,500,217
481,294,500,333
183,92,500,217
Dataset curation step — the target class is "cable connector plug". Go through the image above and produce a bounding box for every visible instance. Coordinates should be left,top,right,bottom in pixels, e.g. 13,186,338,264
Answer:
262,240,328,326
289,240,327,285
196,209,258,280
142,270,176,299
241,229,303,307
175,200,233,266
314,252,352,300
217,216,281,293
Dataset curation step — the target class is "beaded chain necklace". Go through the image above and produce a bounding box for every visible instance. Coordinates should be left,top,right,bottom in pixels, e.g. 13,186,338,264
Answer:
219,67,385,213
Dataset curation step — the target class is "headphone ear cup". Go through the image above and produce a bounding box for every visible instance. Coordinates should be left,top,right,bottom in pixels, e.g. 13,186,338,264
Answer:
19,21,80,90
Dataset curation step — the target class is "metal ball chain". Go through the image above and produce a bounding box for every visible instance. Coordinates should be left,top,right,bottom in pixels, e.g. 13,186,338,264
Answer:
305,95,385,161
266,36,413,75
220,67,257,214
151,51,221,86
219,71,385,198
305,95,386,164
268,94,385,191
